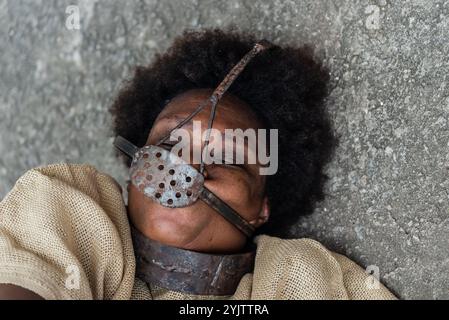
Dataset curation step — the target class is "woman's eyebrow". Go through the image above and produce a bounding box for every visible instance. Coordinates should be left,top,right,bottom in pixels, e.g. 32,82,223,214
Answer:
156,117,259,161
152,116,194,140
157,113,187,125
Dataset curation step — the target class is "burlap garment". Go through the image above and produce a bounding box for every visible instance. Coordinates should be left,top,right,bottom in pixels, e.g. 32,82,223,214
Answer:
0,164,396,300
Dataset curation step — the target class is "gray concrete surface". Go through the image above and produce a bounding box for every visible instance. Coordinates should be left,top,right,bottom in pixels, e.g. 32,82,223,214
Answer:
0,0,448,299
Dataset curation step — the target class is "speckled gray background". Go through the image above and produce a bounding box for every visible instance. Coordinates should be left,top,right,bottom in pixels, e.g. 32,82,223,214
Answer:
0,0,448,299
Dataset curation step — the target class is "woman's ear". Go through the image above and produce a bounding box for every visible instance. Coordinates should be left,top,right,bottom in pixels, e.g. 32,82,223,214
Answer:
249,196,270,228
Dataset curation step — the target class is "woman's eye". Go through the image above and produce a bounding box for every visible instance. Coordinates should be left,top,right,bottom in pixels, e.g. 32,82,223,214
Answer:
214,161,245,169
160,143,174,151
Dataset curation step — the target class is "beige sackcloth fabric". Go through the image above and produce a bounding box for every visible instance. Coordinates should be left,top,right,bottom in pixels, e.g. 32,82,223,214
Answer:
0,164,395,300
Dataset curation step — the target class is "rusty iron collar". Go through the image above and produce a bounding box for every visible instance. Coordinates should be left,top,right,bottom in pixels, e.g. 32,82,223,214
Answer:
131,225,256,296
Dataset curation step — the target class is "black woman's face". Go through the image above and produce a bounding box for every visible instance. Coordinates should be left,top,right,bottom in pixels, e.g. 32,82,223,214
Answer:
127,89,270,253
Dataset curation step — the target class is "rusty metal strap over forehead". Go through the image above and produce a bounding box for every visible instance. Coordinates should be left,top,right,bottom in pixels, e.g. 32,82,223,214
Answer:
131,225,256,296
155,41,272,148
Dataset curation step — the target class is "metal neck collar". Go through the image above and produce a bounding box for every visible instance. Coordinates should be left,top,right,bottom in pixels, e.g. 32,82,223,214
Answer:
131,225,256,296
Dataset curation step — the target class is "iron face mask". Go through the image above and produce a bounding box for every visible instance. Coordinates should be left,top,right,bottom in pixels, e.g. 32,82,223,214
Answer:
114,41,271,239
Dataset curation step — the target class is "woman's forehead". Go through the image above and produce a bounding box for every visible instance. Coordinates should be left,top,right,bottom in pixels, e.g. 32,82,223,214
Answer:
155,89,263,131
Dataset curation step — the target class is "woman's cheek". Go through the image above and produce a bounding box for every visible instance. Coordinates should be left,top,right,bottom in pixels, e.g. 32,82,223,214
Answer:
205,171,258,215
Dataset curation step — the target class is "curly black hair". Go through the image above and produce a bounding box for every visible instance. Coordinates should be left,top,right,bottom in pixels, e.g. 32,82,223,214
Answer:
110,29,338,238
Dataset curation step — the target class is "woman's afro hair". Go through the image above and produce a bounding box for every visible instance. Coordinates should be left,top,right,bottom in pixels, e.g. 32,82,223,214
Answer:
110,29,338,238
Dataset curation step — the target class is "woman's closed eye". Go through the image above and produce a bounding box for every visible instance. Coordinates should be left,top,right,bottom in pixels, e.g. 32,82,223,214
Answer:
206,151,247,169
159,142,176,151
207,161,246,171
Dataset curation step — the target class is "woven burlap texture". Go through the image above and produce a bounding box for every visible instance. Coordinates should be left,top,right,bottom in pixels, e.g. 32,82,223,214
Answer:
0,164,395,300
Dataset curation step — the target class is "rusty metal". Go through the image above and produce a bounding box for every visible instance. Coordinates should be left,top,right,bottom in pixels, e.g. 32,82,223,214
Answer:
199,43,270,173
131,225,256,296
208,41,271,104
129,145,204,208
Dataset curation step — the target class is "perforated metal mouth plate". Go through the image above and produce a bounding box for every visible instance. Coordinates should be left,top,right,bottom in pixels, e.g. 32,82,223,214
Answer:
130,145,205,208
